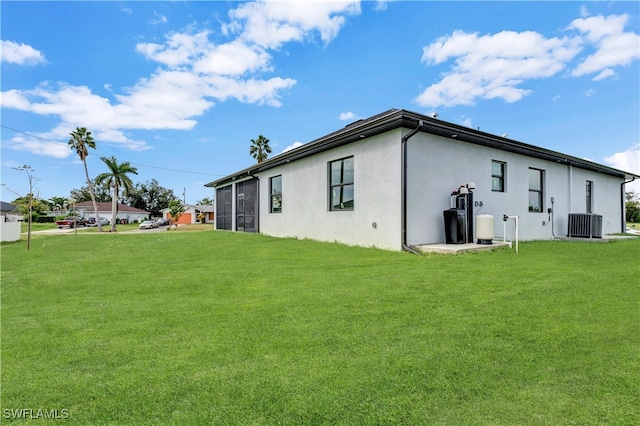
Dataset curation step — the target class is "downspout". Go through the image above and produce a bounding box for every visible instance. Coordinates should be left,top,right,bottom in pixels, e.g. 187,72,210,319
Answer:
621,176,636,232
401,120,424,254
568,164,573,212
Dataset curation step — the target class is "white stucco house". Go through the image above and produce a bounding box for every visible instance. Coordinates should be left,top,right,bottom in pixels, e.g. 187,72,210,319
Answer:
159,204,215,225
205,109,638,251
75,202,149,223
1,202,21,242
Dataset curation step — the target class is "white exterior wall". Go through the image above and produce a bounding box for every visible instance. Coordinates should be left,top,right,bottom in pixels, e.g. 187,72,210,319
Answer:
257,131,403,250
406,133,624,245
78,210,148,223
1,215,21,242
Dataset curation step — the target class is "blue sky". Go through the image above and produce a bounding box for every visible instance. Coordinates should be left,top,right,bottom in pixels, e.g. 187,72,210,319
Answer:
2,1,639,204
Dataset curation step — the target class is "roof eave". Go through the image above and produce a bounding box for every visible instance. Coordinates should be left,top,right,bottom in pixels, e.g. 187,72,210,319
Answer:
204,109,638,187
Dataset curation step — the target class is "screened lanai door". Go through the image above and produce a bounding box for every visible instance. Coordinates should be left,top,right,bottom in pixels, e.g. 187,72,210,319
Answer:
236,178,258,233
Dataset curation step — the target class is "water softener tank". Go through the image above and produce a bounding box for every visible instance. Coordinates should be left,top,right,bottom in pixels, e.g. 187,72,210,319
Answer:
476,214,494,245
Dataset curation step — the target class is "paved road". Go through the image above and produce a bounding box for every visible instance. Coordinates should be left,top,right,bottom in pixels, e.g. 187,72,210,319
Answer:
28,225,171,235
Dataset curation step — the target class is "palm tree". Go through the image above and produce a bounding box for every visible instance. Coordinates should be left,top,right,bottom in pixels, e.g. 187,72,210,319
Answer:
249,135,272,164
95,156,138,232
49,196,68,214
68,127,103,232
168,199,186,229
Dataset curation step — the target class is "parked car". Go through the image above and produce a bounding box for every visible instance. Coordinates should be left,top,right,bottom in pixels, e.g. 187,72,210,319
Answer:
139,220,159,230
55,217,87,228
156,218,170,226
87,217,110,226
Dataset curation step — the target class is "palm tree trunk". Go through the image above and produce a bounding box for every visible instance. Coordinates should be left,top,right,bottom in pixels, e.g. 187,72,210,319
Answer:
111,185,118,232
84,162,102,232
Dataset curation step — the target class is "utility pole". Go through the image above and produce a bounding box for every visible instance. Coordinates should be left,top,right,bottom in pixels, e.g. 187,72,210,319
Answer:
183,187,186,204
13,165,36,251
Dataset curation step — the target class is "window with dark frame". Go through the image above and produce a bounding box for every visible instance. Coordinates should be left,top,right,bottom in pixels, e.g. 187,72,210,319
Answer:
528,168,544,212
270,175,282,213
329,157,354,211
491,160,506,192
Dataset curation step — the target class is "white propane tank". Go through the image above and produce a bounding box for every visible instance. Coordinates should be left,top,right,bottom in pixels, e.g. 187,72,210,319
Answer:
476,214,494,245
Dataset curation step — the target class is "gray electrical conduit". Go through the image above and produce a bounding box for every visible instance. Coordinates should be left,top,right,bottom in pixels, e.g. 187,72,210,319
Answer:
401,120,424,254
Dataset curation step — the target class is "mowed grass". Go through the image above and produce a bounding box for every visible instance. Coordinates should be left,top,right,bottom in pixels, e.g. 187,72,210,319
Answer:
1,232,638,425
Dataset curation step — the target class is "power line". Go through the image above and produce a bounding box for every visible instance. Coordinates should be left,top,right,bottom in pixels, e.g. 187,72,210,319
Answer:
1,124,67,147
1,124,226,177
130,162,224,177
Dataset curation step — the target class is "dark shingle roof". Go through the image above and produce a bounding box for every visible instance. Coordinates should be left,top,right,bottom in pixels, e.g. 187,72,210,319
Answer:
74,202,148,213
1,201,18,212
205,108,639,188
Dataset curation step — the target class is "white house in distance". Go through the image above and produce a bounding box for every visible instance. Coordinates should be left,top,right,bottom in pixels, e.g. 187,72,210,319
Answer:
159,205,215,225
75,202,149,223
205,109,638,252
1,201,21,242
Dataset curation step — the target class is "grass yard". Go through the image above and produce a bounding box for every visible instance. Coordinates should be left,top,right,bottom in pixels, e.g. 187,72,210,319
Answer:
1,232,638,425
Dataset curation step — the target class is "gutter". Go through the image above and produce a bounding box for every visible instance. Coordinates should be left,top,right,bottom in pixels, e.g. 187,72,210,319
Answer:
401,119,424,254
622,176,636,232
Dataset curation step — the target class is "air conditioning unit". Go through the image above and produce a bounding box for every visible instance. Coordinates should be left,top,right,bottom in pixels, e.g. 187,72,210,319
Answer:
568,214,602,238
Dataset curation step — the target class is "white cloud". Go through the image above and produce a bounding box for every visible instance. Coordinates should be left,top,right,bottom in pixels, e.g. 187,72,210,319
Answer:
569,14,640,78
339,111,357,121
460,116,473,128
592,68,616,81
373,1,390,12
584,89,596,97
416,12,639,108
2,133,70,159
194,40,271,76
416,30,581,107
1,40,47,65
4,0,363,158
282,141,304,153
604,144,640,192
114,70,213,129
227,0,361,49
136,30,212,68
150,12,168,26
202,75,296,107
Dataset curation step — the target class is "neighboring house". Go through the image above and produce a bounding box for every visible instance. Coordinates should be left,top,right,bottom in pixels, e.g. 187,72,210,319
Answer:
160,205,215,224
1,201,19,217
205,109,638,251
1,202,21,242
74,202,149,223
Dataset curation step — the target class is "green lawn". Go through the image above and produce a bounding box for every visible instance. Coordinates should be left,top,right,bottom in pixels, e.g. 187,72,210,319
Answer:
1,232,638,425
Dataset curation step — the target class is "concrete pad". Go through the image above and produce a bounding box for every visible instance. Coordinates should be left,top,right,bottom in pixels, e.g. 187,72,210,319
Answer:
413,241,510,255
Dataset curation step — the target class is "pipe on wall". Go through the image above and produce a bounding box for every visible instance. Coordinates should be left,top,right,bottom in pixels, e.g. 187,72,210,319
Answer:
401,120,424,254
568,164,573,212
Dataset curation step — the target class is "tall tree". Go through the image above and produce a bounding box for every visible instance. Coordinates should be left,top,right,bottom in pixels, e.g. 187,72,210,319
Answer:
69,180,112,203
11,195,48,218
626,191,640,223
249,135,272,164
48,196,69,212
68,127,103,231
195,196,214,205
124,179,177,218
95,156,138,231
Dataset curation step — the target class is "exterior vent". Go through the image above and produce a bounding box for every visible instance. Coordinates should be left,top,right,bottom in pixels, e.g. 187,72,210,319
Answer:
568,213,602,238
